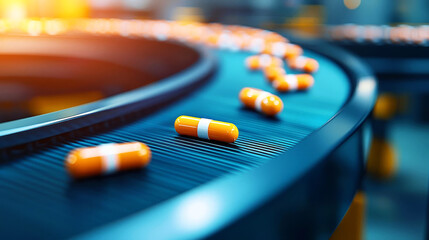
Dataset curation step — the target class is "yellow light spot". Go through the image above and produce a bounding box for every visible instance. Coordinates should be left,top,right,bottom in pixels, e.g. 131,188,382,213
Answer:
0,20,8,32
45,19,65,35
29,91,104,115
27,19,42,36
2,1,27,20
344,0,361,10
56,0,89,18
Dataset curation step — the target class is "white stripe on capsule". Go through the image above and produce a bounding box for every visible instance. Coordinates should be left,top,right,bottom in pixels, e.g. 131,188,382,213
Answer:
197,118,212,140
99,144,119,174
286,75,299,91
254,92,271,112
294,56,307,69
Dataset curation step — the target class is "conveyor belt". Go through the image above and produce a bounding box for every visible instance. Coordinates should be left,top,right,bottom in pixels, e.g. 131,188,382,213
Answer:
0,48,350,239
326,41,429,93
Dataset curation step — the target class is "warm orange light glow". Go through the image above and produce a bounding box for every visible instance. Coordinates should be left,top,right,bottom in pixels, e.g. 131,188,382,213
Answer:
29,91,104,115
1,0,27,20
0,18,292,58
0,19,8,32
0,0,89,20
344,0,361,10
45,19,66,35
56,0,88,19
27,19,42,35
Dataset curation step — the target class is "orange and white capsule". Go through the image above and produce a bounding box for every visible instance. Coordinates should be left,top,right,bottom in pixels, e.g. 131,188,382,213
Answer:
245,54,283,70
263,66,286,82
66,142,151,179
239,87,283,116
175,116,239,143
265,42,303,59
288,56,319,73
272,74,314,92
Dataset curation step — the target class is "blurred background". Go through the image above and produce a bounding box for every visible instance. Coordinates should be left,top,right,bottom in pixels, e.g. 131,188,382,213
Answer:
0,0,428,239
2,0,429,30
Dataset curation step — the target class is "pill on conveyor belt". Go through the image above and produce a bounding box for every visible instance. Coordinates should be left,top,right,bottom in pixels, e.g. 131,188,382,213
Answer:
263,66,286,82
174,116,239,143
245,54,283,70
66,142,151,179
264,42,303,59
288,56,319,73
272,74,314,92
239,87,283,116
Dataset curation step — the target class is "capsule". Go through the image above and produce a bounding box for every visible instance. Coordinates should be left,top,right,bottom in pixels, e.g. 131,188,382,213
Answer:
288,56,319,73
245,54,283,70
272,74,314,92
263,66,286,82
265,42,303,59
175,116,239,143
66,142,151,179
239,87,283,116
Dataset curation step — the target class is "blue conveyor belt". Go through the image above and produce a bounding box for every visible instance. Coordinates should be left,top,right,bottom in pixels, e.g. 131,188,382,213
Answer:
0,49,350,239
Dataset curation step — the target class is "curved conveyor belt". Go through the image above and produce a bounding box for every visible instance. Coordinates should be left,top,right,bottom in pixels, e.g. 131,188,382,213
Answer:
0,36,376,239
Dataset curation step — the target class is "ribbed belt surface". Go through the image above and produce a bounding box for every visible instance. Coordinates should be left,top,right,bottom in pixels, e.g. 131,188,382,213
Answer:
0,49,350,239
